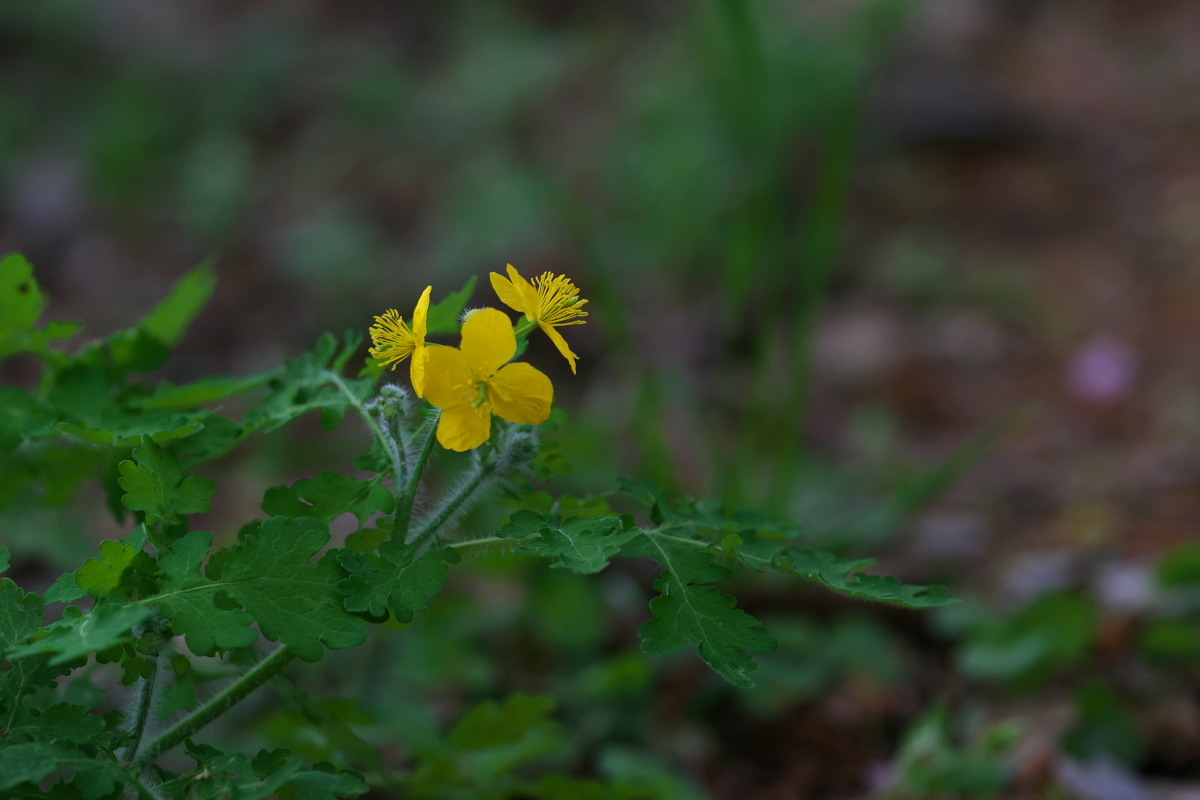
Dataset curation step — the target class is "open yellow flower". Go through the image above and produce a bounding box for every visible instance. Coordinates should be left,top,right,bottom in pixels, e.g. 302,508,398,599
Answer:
368,285,432,396
489,264,588,373
422,308,553,451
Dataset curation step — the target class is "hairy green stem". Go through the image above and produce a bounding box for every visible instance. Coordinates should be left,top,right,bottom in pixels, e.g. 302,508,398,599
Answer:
392,410,441,545
123,656,158,761
410,456,494,552
135,645,295,765
126,772,167,800
324,370,409,504
447,535,504,551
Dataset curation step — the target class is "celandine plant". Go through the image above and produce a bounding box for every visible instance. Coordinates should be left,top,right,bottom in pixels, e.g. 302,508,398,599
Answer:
0,254,953,798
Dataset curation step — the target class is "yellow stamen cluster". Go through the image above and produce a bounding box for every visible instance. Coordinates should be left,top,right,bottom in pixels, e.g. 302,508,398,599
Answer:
367,286,432,396
529,272,588,328
367,309,416,367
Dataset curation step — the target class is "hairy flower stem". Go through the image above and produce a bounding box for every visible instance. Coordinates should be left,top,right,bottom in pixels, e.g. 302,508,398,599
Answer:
135,645,295,765
325,370,412,522
126,773,167,800
392,411,441,545
122,656,158,761
410,456,495,553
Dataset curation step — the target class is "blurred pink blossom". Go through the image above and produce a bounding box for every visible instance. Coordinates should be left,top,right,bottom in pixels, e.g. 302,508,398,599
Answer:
1066,338,1136,402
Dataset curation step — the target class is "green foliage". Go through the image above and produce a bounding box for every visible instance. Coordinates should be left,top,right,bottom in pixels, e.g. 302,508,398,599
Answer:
117,438,215,528
0,253,81,359
173,518,369,661
1061,681,1145,766
245,331,370,433
0,579,72,712
154,530,258,656
336,543,456,622
773,547,956,608
425,276,479,336
497,510,637,574
0,255,955,797
492,476,951,688
74,540,140,598
263,469,393,527
0,742,132,797
1158,543,1200,589
884,703,1016,799
0,388,54,453
630,533,777,689
7,602,152,665
159,743,368,800
953,592,1097,687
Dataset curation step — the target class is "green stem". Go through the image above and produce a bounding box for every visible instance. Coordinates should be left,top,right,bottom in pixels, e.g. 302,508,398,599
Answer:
392,411,441,544
448,535,505,551
325,370,413,532
135,645,295,765
127,772,167,800
410,456,494,552
124,656,158,761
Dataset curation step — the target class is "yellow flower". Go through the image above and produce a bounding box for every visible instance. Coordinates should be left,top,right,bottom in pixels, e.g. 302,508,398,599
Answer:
422,307,553,451
368,286,432,396
489,264,588,373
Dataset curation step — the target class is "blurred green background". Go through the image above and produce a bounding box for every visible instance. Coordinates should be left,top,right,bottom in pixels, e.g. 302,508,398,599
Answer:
6,0,1200,796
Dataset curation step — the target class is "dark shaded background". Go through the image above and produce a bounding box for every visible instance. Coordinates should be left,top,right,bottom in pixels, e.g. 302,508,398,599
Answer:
6,0,1200,797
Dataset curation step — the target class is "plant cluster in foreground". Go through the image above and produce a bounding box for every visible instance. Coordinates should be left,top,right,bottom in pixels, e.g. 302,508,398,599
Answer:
0,254,952,798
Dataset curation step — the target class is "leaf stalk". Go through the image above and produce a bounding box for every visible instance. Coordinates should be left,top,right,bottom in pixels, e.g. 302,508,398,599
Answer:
135,644,295,765
392,411,441,544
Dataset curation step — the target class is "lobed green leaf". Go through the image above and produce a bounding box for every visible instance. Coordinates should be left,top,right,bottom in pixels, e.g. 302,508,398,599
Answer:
164,743,368,800
0,253,80,359
776,547,957,608
245,332,370,433
5,703,105,745
74,540,139,598
179,517,368,661
0,580,46,657
631,535,776,689
263,469,394,526
154,530,258,656
497,511,637,574
6,601,152,665
0,388,54,453
0,580,69,717
336,543,456,622
117,437,215,527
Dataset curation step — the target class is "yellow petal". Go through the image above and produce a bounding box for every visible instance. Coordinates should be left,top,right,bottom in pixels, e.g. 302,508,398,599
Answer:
489,269,528,317
460,308,516,378
540,323,580,374
437,402,492,451
412,285,432,341
488,362,553,425
422,345,473,410
410,342,427,397
508,264,541,320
